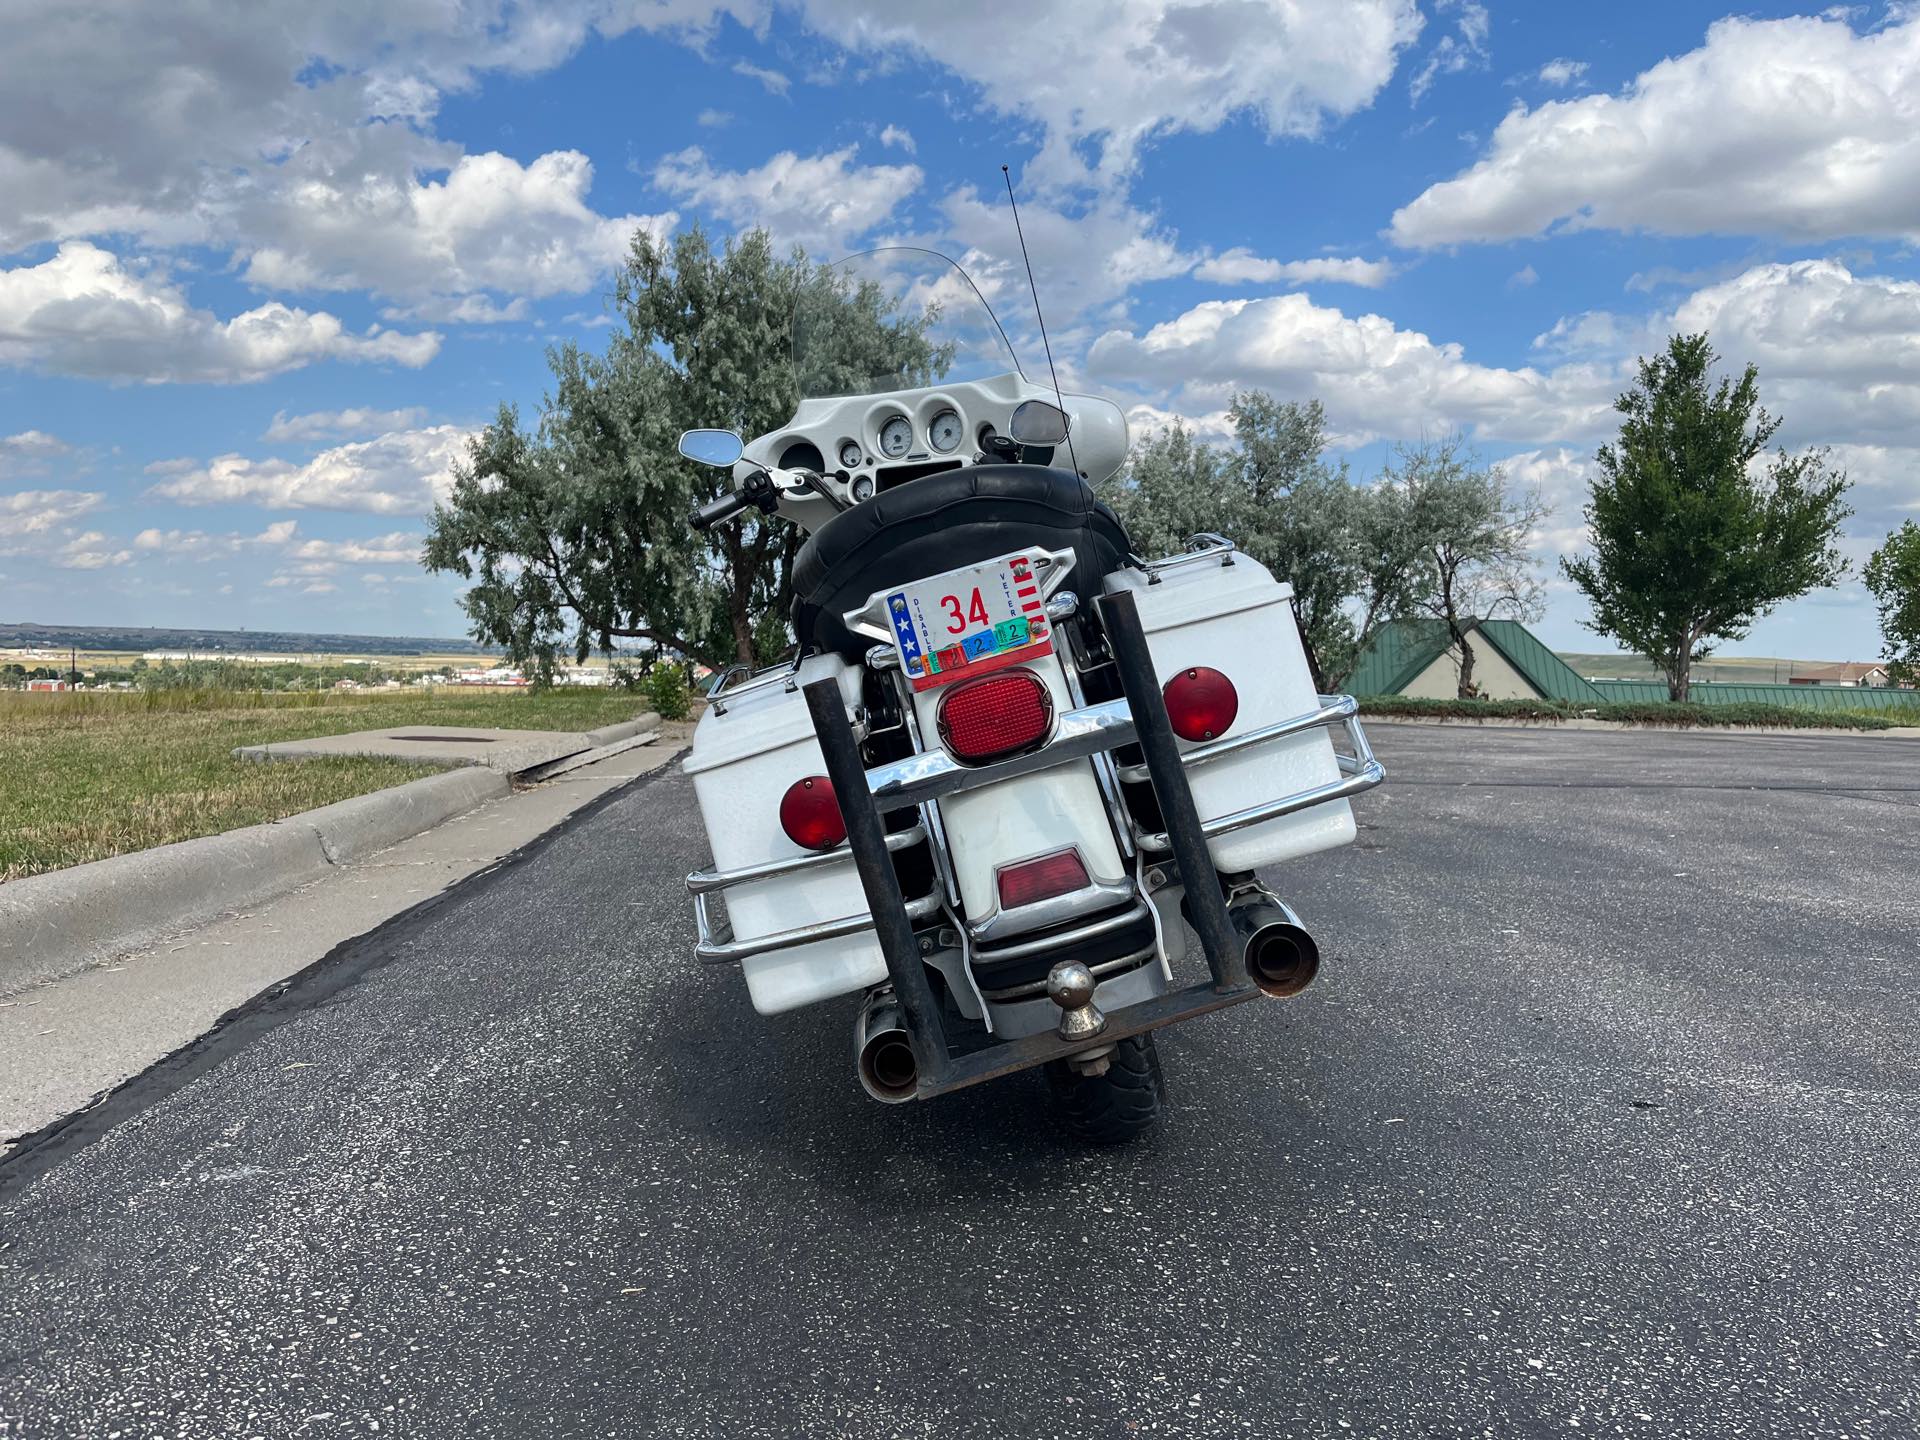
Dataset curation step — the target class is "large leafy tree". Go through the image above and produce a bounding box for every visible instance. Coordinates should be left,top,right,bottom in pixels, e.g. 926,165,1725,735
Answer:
1382,437,1547,699
424,227,940,677
1562,333,1851,702
1108,394,1417,689
1864,521,1920,684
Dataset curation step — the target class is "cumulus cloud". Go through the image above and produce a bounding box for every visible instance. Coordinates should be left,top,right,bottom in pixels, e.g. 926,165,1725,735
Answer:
264,408,428,444
0,429,72,476
1086,293,1618,445
1192,250,1396,288
1392,12,1920,247
0,243,440,384
794,0,1422,180
0,488,103,541
653,145,921,254
52,531,133,570
878,125,916,154
240,150,673,308
145,425,473,515
1536,58,1588,88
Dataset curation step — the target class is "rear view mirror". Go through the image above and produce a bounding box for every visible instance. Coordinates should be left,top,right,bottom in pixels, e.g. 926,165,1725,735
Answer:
1009,400,1070,447
678,429,745,468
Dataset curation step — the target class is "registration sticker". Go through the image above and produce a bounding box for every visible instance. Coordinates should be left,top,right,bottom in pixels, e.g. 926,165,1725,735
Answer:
886,551,1052,692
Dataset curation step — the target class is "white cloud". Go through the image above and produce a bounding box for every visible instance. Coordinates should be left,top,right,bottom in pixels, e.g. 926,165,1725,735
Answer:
730,59,791,95
0,488,103,541
0,243,440,384
653,145,921,254
1392,12,1920,247
794,0,1423,180
287,531,421,566
1086,292,1618,445
241,150,672,307
264,407,428,444
878,125,916,154
146,425,473,515
696,109,733,128
0,429,72,477
1507,264,1539,290
1536,58,1588,88
52,531,133,570
1408,0,1490,106
1192,250,1396,288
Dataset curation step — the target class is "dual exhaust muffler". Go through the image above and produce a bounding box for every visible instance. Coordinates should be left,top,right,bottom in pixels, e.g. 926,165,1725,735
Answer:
855,993,920,1104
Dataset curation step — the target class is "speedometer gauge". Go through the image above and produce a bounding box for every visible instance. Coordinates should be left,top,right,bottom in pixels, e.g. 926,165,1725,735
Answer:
878,415,913,458
928,409,962,453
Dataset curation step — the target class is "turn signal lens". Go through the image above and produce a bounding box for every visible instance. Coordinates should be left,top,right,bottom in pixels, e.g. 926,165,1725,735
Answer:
1162,666,1238,741
938,669,1053,762
779,775,846,851
996,848,1090,910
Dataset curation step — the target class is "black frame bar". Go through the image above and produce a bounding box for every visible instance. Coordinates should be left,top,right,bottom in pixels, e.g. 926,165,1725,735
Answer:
803,587,1260,1099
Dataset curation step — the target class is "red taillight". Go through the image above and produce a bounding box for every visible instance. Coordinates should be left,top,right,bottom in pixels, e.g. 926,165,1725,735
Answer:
938,669,1053,762
1162,666,1238,741
996,848,1090,910
779,775,846,851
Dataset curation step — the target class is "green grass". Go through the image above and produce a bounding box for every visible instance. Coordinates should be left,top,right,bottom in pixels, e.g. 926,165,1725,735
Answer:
0,688,659,882
1355,695,1898,731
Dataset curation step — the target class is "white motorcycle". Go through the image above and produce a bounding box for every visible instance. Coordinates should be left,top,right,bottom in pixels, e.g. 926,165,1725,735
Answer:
678,248,1382,1140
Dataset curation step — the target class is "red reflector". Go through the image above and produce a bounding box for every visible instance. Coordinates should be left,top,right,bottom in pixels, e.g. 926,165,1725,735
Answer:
779,775,846,851
996,848,1090,910
1162,666,1238,741
938,669,1053,762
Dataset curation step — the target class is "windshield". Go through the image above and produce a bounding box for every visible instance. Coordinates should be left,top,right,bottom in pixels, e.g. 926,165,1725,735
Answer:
791,247,1022,401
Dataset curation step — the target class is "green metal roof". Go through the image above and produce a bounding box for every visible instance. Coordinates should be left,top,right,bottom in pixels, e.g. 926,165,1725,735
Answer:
1345,617,1605,702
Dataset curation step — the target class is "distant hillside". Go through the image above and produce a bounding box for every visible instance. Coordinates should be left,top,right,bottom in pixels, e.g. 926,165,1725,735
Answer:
1557,651,1852,684
0,621,498,657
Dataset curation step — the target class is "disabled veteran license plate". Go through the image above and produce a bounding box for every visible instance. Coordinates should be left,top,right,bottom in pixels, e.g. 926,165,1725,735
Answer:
885,551,1053,692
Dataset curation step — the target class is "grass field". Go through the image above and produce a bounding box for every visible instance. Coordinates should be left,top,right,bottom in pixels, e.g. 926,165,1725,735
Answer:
0,688,658,882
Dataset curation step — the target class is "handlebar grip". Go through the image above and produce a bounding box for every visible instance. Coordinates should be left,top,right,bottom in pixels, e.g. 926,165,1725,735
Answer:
690,489,751,531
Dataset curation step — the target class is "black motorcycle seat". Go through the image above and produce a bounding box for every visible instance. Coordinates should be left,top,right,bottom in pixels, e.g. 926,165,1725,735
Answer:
791,465,1132,659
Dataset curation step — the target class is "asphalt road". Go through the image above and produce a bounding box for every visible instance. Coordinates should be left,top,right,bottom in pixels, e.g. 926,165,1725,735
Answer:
2,724,1916,1439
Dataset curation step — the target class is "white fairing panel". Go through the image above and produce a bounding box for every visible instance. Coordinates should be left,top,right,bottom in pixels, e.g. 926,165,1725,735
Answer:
681,654,884,1014
1103,557,1355,870
909,655,1126,921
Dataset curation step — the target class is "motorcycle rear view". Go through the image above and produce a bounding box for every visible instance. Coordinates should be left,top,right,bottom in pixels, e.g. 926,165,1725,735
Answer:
678,249,1383,1140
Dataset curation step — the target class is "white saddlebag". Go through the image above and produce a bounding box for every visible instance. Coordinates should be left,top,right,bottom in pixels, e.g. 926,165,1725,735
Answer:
682,654,885,1015
1103,553,1355,871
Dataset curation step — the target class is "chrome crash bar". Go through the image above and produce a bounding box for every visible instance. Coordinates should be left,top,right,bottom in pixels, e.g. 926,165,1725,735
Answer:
690,823,938,964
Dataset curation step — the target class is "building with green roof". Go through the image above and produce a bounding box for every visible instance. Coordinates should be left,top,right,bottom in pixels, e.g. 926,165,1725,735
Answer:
1345,618,1605,702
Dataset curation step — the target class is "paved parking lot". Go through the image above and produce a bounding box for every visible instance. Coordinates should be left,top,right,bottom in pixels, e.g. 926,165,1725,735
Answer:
2,723,1916,1438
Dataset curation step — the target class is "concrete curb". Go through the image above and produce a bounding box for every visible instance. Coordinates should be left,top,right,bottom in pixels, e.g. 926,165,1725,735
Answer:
583,711,661,749
0,767,510,996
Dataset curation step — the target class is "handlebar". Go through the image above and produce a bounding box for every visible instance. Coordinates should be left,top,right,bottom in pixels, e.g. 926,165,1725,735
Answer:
690,488,753,531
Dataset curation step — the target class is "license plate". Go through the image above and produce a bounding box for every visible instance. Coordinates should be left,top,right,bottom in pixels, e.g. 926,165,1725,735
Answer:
884,551,1053,692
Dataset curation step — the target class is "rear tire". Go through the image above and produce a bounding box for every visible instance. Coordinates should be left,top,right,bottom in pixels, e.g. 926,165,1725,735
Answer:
1046,1032,1165,1143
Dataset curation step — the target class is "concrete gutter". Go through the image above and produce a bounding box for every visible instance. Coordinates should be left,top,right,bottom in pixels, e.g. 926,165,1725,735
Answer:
233,711,662,774
0,766,508,997
1363,714,1920,739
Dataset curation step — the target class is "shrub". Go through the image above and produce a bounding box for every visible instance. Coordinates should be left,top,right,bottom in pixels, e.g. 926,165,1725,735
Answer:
642,664,694,721
1354,695,1895,731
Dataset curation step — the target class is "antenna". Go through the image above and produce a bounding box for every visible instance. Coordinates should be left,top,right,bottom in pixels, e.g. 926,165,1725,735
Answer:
1001,165,1081,479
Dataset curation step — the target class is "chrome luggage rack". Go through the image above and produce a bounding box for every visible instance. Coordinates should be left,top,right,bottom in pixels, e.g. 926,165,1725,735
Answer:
683,583,1386,1098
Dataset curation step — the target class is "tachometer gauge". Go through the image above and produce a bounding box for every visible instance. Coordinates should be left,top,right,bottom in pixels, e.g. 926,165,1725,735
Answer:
851,475,876,502
838,440,863,469
878,415,913,458
928,409,962,453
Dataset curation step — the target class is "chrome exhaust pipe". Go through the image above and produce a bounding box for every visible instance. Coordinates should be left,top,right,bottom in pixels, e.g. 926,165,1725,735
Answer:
854,990,919,1104
1227,895,1320,999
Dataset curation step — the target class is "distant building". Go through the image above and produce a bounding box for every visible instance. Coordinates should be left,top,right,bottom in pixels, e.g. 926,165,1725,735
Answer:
1346,619,1603,702
1787,662,1893,687
26,679,72,692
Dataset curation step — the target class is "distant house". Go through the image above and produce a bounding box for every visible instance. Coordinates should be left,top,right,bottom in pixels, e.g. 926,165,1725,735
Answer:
1788,662,1893,687
25,679,72,692
1346,619,1604,703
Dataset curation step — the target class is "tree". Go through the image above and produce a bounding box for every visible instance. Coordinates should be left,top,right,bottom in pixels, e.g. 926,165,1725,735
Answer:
424,226,943,678
1107,394,1413,690
1382,437,1547,699
1562,333,1851,702
1864,521,1920,684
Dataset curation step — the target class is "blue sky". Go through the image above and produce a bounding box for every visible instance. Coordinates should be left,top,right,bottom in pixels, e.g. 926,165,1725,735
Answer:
3,1,1917,659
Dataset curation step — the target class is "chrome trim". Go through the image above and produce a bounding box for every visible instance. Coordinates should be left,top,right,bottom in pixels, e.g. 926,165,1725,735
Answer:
968,874,1136,943
685,822,926,896
975,941,1159,1002
1052,614,1136,862
695,889,942,964
1115,694,1359,783
865,698,1135,813
967,899,1153,965
1044,590,1079,622
1130,533,1237,580
1132,706,1386,854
